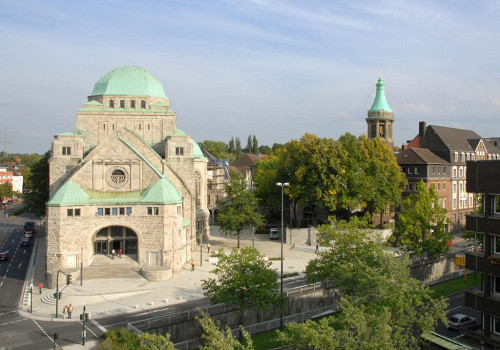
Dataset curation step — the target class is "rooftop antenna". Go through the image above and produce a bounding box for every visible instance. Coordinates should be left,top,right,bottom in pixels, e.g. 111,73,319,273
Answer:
0,130,13,162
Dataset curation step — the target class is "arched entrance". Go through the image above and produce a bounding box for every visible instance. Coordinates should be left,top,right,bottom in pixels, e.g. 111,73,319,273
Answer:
94,226,138,259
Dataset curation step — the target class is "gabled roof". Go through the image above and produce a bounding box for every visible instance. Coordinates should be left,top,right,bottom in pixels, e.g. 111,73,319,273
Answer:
231,153,268,167
47,179,182,207
421,125,482,152
397,148,449,165
201,148,222,166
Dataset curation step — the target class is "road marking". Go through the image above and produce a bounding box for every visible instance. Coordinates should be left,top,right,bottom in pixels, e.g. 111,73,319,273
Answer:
0,282,2,287
0,318,26,326
449,305,464,312
18,263,22,268
33,319,60,348
91,318,107,333
0,310,16,316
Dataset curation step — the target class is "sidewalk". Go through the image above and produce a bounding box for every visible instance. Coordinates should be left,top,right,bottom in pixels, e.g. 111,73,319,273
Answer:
18,226,316,323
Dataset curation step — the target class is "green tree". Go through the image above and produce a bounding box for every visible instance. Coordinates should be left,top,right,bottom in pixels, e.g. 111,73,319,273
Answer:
202,247,283,340
216,173,263,247
394,181,452,260
0,182,13,200
20,153,42,168
258,145,272,155
252,135,258,154
228,137,235,153
235,137,242,159
99,328,175,350
284,220,447,349
23,150,50,216
197,313,254,350
246,135,253,153
253,153,281,211
359,136,406,226
199,140,232,160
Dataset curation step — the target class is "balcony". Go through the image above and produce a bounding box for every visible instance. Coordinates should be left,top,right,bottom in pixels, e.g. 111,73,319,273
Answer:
460,326,500,349
466,213,500,233
465,288,500,318
466,251,500,277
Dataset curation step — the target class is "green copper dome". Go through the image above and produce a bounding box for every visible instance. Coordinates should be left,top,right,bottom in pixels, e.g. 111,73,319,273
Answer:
90,66,167,98
368,78,392,113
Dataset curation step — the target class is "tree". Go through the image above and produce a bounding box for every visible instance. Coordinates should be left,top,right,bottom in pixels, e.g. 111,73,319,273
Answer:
100,328,175,350
197,313,254,350
235,137,242,159
394,181,453,260
0,182,13,200
359,136,406,226
246,135,253,153
199,140,232,160
20,153,42,168
258,145,272,155
216,173,263,247
23,150,50,216
228,137,235,153
283,219,448,349
202,247,283,340
252,135,258,154
253,154,281,211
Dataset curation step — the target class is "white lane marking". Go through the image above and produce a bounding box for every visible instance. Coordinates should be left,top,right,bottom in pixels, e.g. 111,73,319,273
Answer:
33,319,60,348
449,306,464,312
0,318,26,326
18,263,22,268
0,282,3,287
0,310,16,316
91,318,107,333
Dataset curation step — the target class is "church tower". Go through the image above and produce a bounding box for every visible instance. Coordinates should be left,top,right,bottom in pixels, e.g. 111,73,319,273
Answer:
366,76,394,148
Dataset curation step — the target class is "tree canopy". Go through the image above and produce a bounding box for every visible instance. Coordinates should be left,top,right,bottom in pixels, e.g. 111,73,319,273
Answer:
202,247,284,339
23,150,50,216
197,313,254,350
282,219,448,349
216,173,263,247
393,181,453,260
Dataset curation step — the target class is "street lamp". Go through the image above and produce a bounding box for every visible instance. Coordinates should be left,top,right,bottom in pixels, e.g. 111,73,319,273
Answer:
276,182,289,331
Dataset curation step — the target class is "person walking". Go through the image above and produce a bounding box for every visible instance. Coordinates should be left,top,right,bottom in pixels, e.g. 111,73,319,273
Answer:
38,282,43,294
62,305,67,319
191,259,195,271
118,248,122,258
67,303,73,319
111,249,115,260
207,243,211,253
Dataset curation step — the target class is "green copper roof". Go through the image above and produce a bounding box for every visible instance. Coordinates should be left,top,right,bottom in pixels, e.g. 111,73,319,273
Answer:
90,66,167,98
47,179,182,206
192,140,206,159
57,132,81,137
368,78,392,113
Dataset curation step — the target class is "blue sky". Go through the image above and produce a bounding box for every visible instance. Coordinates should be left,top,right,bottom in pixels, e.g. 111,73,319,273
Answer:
1,0,500,154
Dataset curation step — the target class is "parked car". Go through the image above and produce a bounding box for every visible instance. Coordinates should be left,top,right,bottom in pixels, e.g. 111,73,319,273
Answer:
0,251,8,261
448,314,476,329
20,237,30,247
270,228,280,240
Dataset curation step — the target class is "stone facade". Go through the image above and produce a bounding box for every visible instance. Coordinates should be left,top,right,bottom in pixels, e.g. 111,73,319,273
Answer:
46,66,209,286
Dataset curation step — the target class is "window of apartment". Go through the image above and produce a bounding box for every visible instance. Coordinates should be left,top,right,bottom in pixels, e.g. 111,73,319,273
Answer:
402,167,406,173
443,183,447,190
488,154,492,160
443,167,447,174
442,198,446,208
67,209,73,217
432,167,436,174
471,154,475,160
119,207,125,215
141,100,146,108
493,316,500,336
75,208,80,217
112,207,118,216
120,100,125,108
437,183,441,191
467,153,470,161
414,167,419,174
493,235,500,255
147,207,159,215
459,167,463,177
453,213,456,222
130,100,135,109
454,152,458,162
109,100,114,108
469,195,473,207
97,208,103,216
453,167,457,177
175,147,184,156
461,152,465,162
62,147,71,155
408,167,412,174
104,208,111,216
126,207,132,215
494,195,500,214
453,183,457,193
438,167,441,174
453,198,457,209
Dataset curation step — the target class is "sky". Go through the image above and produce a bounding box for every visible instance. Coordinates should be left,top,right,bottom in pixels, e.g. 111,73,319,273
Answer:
1,0,500,154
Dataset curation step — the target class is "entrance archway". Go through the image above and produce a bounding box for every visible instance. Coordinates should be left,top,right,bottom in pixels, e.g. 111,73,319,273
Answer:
93,226,138,258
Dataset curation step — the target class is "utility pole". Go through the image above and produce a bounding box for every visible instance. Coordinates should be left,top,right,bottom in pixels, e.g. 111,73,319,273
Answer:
0,130,13,162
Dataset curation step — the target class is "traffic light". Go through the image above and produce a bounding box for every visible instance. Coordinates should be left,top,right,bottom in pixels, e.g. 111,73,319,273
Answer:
66,274,72,285
80,313,90,321
85,313,90,321
58,292,62,300
53,292,57,299
54,333,58,339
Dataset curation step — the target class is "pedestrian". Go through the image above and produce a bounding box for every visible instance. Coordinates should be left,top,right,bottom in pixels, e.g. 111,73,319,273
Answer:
315,244,319,253
118,248,122,258
38,282,43,294
111,249,115,259
63,305,67,319
207,243,211,253
191,258,195,271
67,303,73,319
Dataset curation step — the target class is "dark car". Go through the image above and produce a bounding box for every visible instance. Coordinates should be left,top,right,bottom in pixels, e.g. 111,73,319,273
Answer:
270,228,280,240
0,251,8,261
448,314,476,329
24,221,35,235
20,237,30,247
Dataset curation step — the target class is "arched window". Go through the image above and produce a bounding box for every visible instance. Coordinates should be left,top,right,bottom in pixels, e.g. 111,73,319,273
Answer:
130,100,135,109
109,100,114,108
120,100,125,108
141,100,146,108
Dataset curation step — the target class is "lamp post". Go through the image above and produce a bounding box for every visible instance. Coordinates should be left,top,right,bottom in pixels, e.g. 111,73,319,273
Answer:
276,182,289,331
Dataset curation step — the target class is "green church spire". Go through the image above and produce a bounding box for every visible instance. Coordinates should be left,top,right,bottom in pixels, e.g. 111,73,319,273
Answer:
369,77,392,113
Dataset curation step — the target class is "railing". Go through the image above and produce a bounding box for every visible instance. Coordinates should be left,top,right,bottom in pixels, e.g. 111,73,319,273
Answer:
173,305,338,349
